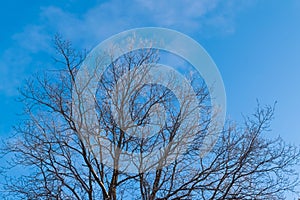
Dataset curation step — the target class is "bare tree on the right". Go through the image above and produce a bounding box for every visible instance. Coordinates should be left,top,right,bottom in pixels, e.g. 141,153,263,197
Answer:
195,104,300,199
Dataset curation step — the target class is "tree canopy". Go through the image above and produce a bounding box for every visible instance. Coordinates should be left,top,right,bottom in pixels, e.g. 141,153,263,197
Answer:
1,36,299,200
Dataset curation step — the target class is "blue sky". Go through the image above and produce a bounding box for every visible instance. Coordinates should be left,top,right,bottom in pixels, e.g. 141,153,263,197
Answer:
0,0,300,196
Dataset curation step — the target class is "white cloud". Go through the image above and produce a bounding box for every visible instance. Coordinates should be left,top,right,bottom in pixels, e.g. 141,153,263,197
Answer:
12,25,52,53
0,0,255,96
12,0,253,51
40,0,256,45
0,48,32,96
135,0,218,27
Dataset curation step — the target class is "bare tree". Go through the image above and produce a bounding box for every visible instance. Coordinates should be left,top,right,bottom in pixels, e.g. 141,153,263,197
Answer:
1,36,299,200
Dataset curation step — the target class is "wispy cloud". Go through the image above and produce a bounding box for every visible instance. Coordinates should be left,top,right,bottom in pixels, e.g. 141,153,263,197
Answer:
12,25,52,54
0,0,255,96
0,48,32,96
15,0,255,49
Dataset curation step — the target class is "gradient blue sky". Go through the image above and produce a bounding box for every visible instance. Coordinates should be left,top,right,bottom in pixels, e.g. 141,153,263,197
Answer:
1,0,300,196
